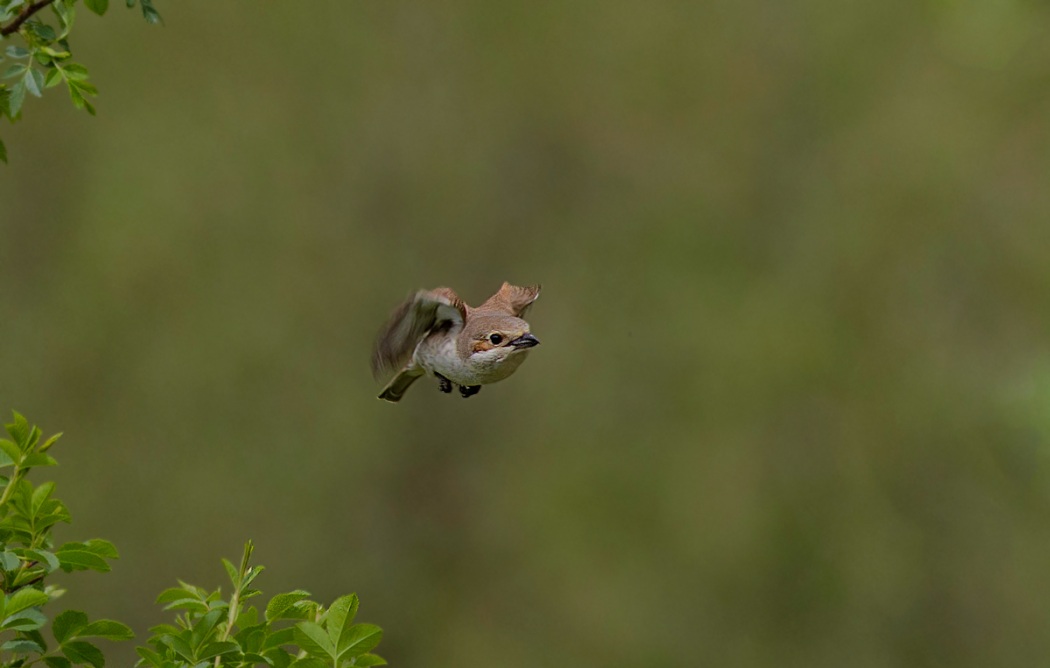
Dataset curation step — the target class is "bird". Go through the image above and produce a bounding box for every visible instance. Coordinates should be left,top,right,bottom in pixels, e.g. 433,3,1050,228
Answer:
371,282,541,402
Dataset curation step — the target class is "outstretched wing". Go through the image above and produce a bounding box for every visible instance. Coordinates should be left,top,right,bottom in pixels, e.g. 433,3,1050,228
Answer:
371,287,466,377
478,282,541,317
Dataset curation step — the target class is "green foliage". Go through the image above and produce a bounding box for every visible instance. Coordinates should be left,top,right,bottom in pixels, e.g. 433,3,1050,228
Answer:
0,413,387,668
0,411,131,667
137,542,385,668
0,0,161,162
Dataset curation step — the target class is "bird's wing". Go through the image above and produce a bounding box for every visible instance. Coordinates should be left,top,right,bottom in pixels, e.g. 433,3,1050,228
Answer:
478,282,541,317
371,287,466,378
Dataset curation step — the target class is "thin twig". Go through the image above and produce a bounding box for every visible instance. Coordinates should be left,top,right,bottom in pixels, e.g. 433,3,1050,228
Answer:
1,0,55,37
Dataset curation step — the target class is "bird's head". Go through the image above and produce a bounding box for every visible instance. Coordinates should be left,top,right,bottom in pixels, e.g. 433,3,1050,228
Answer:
460,315,540,368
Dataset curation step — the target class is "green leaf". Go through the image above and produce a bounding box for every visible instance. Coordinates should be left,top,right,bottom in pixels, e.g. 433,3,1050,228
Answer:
32,481,55,514
9,80,25,116
0,439,22,464
56,549,110,572
159,633,194,662
0,138,6,164
5,46,30,59
0,551,21,571
83,0,108,16
1,638,44,654
3,608,48,631
134,647,163,667
61,640,104,668
337,624,382,659
139,0,161,24
27,22,56,41
25,549,60,573
261,626,295,650
155,586,200,604
7,412,30,445
39,432,62,452
293,621,335,659
197,641,239,660
42,67,62,88
266,591,311,621
288,659,326,668
352,654,387,667
23,452,58,467
6,587,50,616
326,594,359,649
53,610,89,644
23,68,42,97
82,539,118,559
44,657,73,668
79,619,133,641
222,558,238,585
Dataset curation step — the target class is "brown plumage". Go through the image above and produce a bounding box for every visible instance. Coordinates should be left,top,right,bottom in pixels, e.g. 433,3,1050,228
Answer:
372,282,541,402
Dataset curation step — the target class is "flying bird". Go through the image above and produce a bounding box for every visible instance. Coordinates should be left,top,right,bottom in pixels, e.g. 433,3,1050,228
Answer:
371,282,541,402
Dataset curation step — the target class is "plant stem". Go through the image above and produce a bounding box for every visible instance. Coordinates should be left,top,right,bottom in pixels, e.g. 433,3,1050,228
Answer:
0,0,56,37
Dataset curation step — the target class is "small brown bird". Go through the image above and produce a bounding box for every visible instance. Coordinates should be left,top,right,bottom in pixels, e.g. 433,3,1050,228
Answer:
371,282,541,402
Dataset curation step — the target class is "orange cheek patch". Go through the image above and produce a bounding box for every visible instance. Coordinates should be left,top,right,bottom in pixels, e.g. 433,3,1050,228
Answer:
472,340,495,354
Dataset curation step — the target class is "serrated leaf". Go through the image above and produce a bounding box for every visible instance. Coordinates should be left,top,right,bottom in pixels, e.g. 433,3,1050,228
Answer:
293,622,335,659
0,439,22,464
25,549,60,573
23,68,42,97
23,452,57,467
155,587,200,604
161,598,209,614
4,608,47,631
9,80,25,116
326,594,358,648
6,587,50,616
32,481,55,514
134,647,163,667
261,626,295,650
197,641,239,660
56,549,110,572
1,638,44,654
222,558,238,584
159,633,194,662
53,610,89,644
79,619,133,641
82,540,118,559
44,67,63,88
265,591,311,621
337,624,382,659
61,640,104,668
0,551,21,571
7,412,29,445
264,647,293,668
83,0,107,15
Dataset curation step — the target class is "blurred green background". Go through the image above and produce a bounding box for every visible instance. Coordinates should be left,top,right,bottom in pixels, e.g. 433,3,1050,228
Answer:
3,1,1050,665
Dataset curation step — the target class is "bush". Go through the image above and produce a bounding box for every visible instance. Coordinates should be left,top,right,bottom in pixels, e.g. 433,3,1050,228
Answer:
0,412,384,668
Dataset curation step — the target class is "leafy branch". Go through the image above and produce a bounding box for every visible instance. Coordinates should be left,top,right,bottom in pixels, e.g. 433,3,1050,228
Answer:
0,0,161,162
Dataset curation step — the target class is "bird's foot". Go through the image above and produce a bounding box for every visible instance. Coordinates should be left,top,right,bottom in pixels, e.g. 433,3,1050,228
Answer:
459,384,481,398
435,373,453,394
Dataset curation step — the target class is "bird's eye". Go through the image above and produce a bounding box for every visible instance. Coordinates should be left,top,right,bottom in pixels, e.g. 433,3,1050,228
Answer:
489,333,503,345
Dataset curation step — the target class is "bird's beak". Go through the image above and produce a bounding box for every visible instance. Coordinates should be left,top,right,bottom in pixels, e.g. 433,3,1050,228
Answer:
509,333,540,349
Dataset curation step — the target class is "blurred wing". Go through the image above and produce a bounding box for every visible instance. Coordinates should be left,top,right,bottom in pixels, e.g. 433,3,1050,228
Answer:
479,282,541,317
371,288,466,377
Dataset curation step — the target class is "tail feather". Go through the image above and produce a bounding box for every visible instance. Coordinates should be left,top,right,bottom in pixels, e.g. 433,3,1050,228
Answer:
378,367,424,402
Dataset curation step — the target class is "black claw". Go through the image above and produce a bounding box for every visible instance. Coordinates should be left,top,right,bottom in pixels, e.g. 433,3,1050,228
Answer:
435,374,453,394
459,385,481,398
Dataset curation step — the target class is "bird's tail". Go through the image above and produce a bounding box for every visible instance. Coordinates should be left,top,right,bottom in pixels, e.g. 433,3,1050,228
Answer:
378,367,424,402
